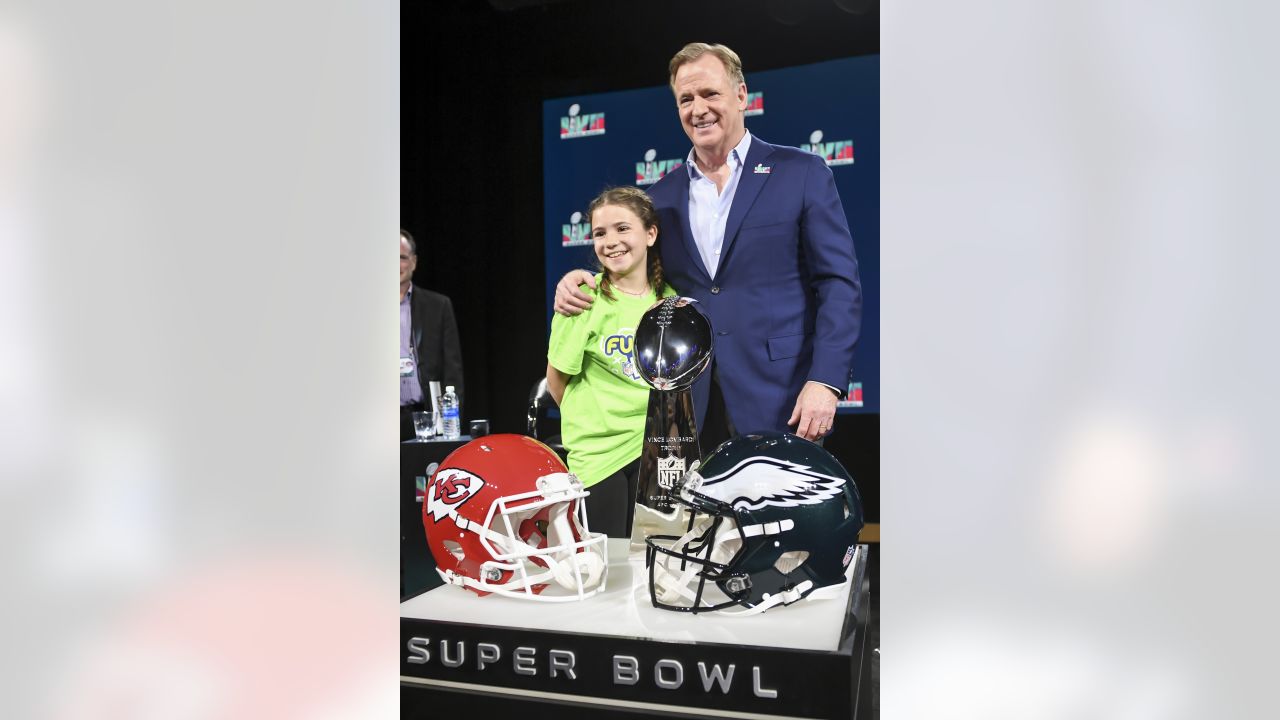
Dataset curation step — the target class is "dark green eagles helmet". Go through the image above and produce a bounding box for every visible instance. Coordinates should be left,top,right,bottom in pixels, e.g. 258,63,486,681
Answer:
645,432,864,614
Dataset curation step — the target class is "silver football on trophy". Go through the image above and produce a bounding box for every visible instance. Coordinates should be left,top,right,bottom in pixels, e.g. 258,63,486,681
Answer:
633,297,713,391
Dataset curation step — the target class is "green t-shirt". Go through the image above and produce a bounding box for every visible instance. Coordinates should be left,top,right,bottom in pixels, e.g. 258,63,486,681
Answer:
547,275,676,487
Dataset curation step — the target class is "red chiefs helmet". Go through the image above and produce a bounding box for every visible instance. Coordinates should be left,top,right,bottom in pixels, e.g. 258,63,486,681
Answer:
423,434,608,600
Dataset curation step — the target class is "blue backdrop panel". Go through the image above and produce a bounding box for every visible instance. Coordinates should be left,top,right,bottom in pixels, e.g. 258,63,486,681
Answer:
542,55,879,414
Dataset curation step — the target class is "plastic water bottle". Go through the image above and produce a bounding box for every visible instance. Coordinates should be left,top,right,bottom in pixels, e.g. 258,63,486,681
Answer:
440,385,461,440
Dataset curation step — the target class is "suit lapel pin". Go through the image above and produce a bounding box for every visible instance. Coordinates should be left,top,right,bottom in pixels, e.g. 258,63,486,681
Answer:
753,163,772,174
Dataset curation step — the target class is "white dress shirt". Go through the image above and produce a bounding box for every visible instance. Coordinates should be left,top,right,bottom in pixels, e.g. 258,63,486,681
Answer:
686,131,753,279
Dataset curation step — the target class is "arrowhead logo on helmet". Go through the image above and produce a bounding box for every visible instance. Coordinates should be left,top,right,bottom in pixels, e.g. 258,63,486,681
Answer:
425,468,484,522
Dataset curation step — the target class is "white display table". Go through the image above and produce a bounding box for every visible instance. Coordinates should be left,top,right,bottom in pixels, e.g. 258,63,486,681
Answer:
400,539,871,719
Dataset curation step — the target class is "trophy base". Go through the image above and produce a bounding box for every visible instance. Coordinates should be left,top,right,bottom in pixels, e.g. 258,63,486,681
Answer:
629,502,693,553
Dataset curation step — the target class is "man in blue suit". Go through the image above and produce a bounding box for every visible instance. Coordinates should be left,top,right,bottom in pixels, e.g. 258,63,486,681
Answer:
555,42,861,444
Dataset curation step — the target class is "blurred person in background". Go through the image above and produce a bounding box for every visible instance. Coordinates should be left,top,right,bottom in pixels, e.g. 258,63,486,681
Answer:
400,228,462,441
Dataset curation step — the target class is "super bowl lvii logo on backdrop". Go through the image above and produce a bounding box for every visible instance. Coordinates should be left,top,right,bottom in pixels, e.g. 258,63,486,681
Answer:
636,149,684,186
560,103,606,139
801,129,854,166
561,211,592,247
745,91,764,117
838,381,864,408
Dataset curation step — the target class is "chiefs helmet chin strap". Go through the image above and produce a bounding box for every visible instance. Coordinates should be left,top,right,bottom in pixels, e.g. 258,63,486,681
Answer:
437,568,466,586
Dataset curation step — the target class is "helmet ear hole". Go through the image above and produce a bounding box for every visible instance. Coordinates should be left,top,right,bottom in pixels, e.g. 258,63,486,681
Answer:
774,550,809,574
519,516,549,548
443,540,465,562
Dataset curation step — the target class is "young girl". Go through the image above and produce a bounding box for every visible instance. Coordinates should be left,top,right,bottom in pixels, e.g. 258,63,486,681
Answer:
546,187,675,538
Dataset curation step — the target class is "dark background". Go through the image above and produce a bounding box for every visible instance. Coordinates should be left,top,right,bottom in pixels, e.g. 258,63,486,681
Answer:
402,0,880,518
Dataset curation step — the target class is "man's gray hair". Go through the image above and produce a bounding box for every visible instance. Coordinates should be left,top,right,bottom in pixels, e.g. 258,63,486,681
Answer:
668,42,745,90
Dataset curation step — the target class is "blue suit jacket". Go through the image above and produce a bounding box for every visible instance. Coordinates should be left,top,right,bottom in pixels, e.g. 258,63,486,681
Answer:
647,136,862,434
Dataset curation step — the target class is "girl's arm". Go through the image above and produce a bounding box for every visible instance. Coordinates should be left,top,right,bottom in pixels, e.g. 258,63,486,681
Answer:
546,362,572,406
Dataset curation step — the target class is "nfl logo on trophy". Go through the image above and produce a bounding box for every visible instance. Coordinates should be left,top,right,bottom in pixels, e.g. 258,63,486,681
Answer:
657,455,685,490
